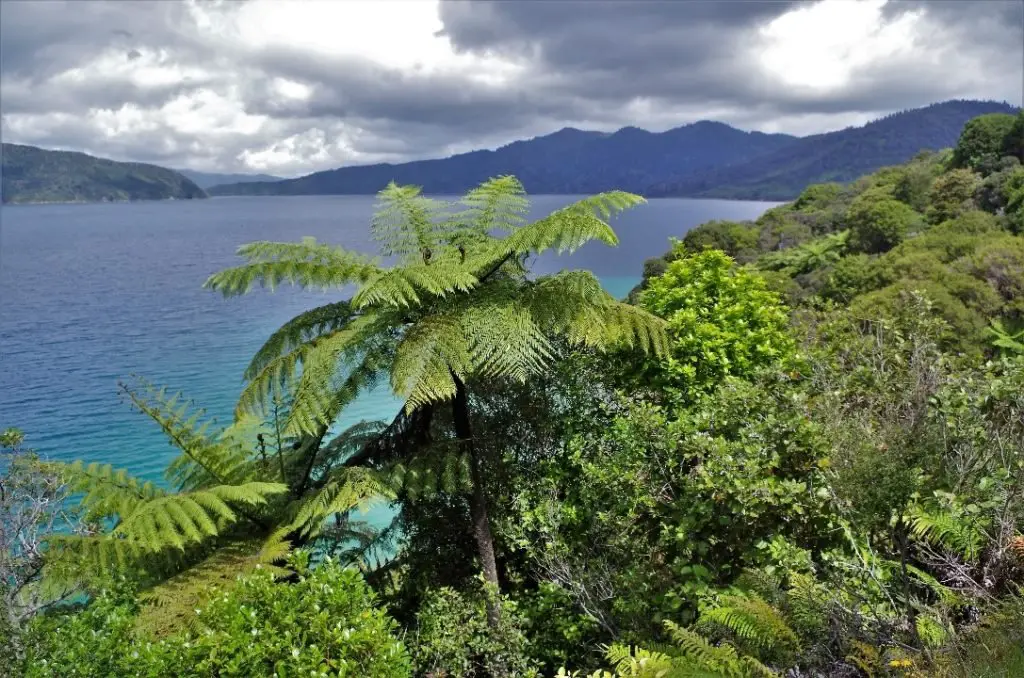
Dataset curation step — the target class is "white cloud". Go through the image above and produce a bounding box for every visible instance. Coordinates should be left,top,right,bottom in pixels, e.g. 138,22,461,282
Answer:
757,0,923,91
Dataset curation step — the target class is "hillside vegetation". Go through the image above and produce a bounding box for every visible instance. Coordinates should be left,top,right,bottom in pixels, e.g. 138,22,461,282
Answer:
1,144,207,204
4,110,1024,678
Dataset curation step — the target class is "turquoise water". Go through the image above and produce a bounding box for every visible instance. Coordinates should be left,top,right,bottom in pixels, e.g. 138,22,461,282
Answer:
0,195,776,489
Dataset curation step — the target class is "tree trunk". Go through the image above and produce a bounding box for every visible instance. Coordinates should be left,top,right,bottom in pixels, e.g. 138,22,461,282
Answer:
451,375,502,626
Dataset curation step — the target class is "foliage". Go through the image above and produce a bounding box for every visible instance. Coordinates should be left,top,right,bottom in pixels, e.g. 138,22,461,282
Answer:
23,554,411,677
1,143,206,205
951,113,1018,172
846,193,920,253
638,248,794,400
40,379,391,634
409,584,534,677
0,429,86,671
927,169,982,225
681,221,760,261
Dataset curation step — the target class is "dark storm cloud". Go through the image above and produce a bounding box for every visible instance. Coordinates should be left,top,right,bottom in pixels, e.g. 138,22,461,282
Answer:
439,0,1023,116
0,0,1020,175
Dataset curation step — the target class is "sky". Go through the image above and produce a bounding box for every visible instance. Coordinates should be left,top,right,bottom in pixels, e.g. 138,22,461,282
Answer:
1,0,1021,178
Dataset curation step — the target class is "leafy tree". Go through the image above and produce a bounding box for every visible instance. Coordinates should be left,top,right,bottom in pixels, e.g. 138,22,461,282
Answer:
846,193,920,253
927,168,982,224
638,248,793,400
951,113,1017,172
205,176,667,629
1001,110,1024,162
681,220,760,260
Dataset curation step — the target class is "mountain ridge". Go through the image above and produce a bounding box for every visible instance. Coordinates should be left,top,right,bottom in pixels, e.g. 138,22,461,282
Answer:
209,99,1019,200
207,121,796,197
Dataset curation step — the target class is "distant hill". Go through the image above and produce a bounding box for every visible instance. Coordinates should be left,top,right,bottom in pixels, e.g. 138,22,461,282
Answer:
646,100,1021,200
177,169,282,190
1,144,207,205
207,122,797,197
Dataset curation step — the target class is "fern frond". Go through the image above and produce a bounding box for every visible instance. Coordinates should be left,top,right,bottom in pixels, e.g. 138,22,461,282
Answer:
204,238,380,296
111,482,287,552
289,467,392,538
503,191,644,256
449,175,529,240
698,593,800,659
390,314,472,410
353,262,479,309
56,460,166,522
120,378,251,488
371,183,452,259
386,449,472,500
243,301,357,382
909,503,989,561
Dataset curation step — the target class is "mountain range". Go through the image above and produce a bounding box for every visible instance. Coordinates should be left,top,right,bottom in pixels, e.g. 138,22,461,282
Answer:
3,99,1017,205
176,169,282,190
209,99,1019,200
1,144,206,205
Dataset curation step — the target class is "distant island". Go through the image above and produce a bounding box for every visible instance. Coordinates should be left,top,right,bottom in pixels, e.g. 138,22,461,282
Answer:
1,144,207,205
209,99,1019,200
175,169,282,190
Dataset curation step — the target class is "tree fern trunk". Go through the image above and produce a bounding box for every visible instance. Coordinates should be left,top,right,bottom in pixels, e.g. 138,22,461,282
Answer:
452,375,502,626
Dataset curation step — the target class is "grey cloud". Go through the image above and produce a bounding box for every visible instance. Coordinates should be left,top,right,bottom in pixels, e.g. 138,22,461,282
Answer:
0,0,1020,176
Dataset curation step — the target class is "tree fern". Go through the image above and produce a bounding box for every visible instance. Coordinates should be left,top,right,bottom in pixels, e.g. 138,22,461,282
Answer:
206,176,666,644
697,593,800,663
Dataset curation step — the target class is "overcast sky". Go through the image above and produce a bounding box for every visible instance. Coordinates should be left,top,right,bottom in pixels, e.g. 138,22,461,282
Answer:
1,0,1021,177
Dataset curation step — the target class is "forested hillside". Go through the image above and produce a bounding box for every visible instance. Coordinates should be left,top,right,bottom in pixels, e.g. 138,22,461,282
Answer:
176,169,282,190
646,99,1020,200
208,121,796,196
4,110,1024,678
0,144,207,204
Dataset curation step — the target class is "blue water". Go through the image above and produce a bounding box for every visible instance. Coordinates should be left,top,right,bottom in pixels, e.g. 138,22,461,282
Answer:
0,195,776,486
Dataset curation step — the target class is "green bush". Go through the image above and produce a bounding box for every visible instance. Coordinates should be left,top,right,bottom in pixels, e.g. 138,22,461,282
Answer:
927,168,982,225
846,193,920,253
639,247,794,400
24,556,411,678
409,585,533,678
681,219,760,260
952,113,1018,172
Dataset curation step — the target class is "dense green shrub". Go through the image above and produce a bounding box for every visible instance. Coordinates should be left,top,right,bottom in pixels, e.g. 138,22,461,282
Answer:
409,585,533,678
846,193,920,253
24,556,411,678
952,113,1018,172
639,247,794,400
681,219,760,260
927,168,982,224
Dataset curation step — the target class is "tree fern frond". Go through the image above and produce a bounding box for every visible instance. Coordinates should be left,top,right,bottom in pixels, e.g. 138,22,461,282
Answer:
203,238,380,296
289,467,392,538
371,183,452,259
112,482,287,552
55,459,166,522
459,298,554,381
243,301,357,382
120,378,251,488
353,263,479,309
909,503,990,561
390,314,472,411
503,191,644,256
450,175,529,240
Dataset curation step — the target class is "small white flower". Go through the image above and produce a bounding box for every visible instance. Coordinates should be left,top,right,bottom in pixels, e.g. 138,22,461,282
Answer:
291,648,300,659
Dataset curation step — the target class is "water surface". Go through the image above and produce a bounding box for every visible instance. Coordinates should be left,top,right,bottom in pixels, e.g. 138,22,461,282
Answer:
0,195,777,481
